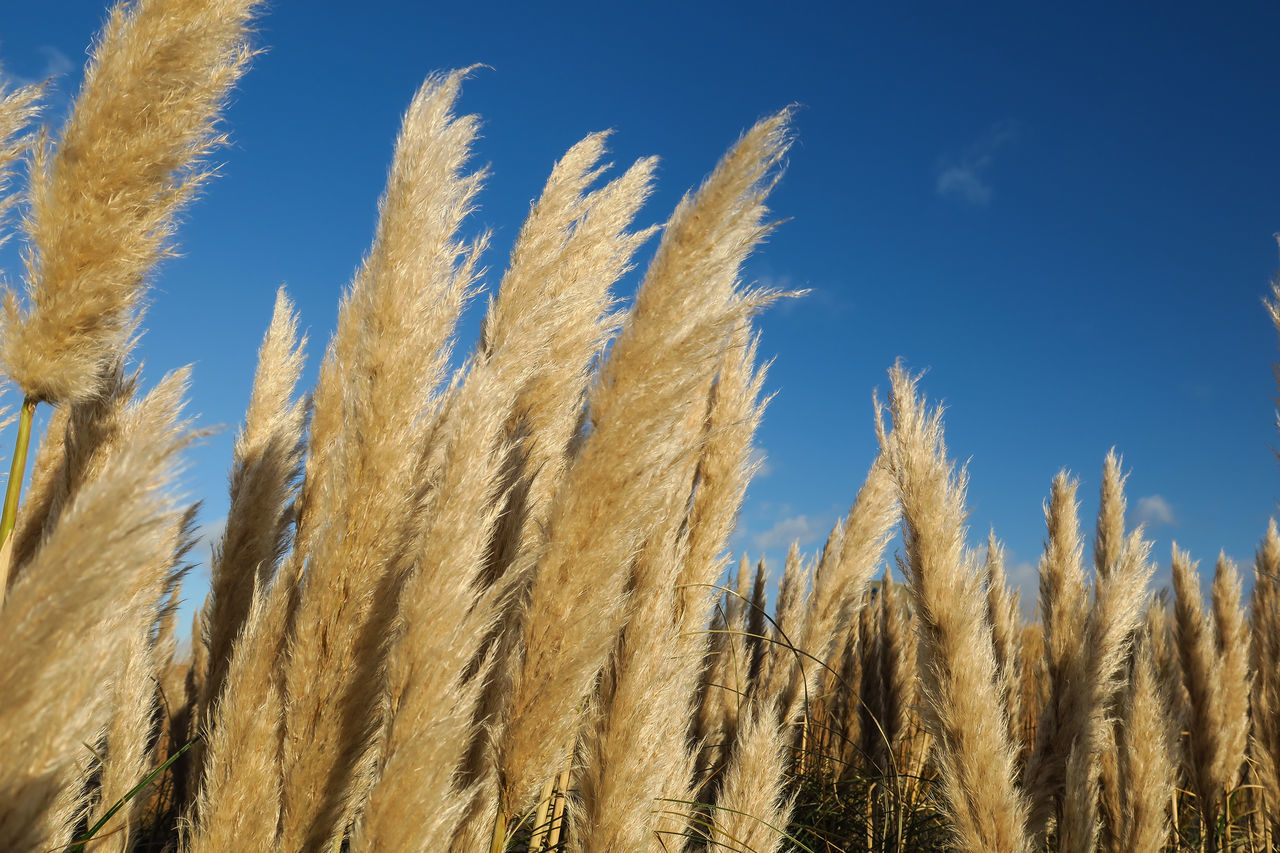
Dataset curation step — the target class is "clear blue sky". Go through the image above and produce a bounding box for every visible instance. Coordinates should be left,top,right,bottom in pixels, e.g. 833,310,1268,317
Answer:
4,1,1279,621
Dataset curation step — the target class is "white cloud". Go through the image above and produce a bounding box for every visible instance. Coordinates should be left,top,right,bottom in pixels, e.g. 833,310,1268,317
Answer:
1135,494,1175,527
988,549,1041,617
937,166,992,205
8,46,74,88
748,514,830,553
936,120,1020,206
191,515,227,580
35,46,73,79
1007,559,1039,589
747,444,773,478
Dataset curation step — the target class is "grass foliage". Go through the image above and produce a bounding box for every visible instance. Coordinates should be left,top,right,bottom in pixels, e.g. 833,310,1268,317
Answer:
2,2,1280,852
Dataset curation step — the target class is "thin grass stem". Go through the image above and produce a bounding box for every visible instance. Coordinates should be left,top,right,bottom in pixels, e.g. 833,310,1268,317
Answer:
0,396,37,591
68,737,198,852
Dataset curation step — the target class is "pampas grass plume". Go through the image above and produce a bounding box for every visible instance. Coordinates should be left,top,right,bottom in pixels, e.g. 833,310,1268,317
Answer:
2,0,262,404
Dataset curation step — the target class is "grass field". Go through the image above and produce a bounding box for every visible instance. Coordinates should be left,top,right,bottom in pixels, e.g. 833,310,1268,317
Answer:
0,1,1277,851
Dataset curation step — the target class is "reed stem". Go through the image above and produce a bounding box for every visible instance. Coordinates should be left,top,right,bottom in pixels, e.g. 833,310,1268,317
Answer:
547,767,571,849
489,799,508,853
528,777,556,852
0,396,37,596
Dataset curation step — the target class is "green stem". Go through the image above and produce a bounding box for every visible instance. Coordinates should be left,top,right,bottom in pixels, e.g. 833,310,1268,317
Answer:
0,396,37,551
68,737,199,851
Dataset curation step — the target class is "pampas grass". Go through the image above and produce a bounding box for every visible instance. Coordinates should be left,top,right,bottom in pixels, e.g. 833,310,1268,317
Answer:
2,0,261,405
7,3,1280,852
0,369,192,850
876,364,1031,853
277,68,487,851
1116,626,1176,853
1172,547,1251,851
198,288,306,732
495,108,791,817
0,77,41,250
576,321,770,853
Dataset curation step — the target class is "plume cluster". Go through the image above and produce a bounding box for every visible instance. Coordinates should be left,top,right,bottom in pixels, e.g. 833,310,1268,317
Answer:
3,3,1280,853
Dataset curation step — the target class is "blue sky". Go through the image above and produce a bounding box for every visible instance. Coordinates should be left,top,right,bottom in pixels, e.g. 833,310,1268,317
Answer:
3,1,1280,620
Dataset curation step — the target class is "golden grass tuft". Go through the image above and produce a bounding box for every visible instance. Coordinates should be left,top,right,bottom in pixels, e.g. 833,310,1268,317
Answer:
496,108,793,813
2,0,262,405
876,363,1031,853
0,369,192,849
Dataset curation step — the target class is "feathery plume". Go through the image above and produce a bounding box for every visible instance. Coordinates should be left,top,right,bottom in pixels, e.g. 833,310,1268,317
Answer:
477,134,657,591
784,459,897,722
1094,449,1128,579
0,369,191,850
875,363,1030,853
8,358,140,582
0,78,42,250
1024,471,1090,838
2,0,263,404
497,109,792,811
855,585,886,773
877,568,916,768
831,618,865,781
579,315,772,850
188,570,293,852
677,322,771,623
1172,545,1237,851
709,704,797,853
1058,530,1154,853
1210,554,1250,799
693,554,754,782
197,289,306,730
985,532,1023,755
87,507,196,852
277,69,486,850
1116,626,1175,853
448,138,659,846
1251,519,1280,831
752,542,812,723
575,531,702,852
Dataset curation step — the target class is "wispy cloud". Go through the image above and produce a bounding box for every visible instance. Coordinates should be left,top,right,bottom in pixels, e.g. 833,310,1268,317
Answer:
1000,552,1041,617
191,515,227,581
7,46,74,88
747,513,830,553
747,443,773,478
1008,559,1039,589
936,120,1020,206
1135,494,1175,527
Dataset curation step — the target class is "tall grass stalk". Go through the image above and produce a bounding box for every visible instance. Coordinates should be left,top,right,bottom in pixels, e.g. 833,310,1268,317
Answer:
876,363,1031,853
277,68,487,850
1,0,262,406
495,109,792,815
